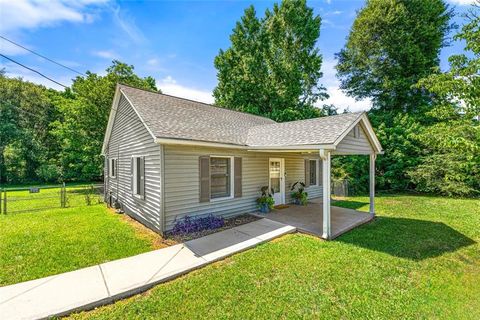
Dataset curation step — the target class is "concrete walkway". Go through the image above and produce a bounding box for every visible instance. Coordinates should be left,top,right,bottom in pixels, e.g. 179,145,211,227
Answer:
0,219,295,320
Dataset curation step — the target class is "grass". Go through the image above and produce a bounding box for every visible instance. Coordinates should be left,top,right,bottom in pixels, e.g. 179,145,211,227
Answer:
0,202,166,286
69,194,480,319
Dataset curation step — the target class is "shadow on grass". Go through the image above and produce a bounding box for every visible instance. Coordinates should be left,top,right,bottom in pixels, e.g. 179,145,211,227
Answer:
332,200,369,210
338,216,475,261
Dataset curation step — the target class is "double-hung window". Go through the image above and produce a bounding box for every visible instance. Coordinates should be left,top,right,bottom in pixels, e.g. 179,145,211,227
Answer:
131,156,145,198
309,159,318,186
109,158,117,178
210,157,233,199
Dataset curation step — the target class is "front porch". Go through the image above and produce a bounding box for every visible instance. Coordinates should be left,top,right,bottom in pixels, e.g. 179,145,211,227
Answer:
263,198,373,239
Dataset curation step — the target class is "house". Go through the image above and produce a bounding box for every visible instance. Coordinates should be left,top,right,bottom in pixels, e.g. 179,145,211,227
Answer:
102,84,383,239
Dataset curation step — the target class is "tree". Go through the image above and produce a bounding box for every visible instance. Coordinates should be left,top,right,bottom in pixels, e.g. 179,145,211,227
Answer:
410,2,480,196
334,0,454,192
336,0,454,113
52,61,158,181
214,0,327,122
0,74,57,183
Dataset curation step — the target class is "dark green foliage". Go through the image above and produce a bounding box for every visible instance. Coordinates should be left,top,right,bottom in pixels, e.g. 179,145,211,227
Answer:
214,0,327,122
409,4,480,197
0,75,59,183
333,0,469,195
0,61,157,184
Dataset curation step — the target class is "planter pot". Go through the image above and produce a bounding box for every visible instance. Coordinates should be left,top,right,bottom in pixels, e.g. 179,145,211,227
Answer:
293,198,301,205
259,203,271,214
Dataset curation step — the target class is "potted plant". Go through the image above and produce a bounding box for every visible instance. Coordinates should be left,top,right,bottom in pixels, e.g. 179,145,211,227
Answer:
290,181,308,205
256,186,275,213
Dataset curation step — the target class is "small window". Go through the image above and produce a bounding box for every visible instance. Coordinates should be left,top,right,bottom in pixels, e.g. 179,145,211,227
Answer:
109,158,117,178
309,160,318,186
210,157,232,199
354,125,360,139
132,156,145,198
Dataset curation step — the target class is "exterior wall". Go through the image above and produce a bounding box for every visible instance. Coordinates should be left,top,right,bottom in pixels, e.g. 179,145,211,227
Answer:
163,145,323,230
104,95,163,232
334,123,374,155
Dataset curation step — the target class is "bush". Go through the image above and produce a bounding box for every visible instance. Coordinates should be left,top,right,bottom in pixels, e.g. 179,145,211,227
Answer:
172,214,225,236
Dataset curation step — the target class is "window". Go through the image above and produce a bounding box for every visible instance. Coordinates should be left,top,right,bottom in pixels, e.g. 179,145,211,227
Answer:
109,158,117,178
309,160,318,186
354,125,360,139
210,157,232,199
131,156,145,198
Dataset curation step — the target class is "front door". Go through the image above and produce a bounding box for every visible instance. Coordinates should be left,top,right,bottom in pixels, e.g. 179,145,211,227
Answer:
269,158,285,205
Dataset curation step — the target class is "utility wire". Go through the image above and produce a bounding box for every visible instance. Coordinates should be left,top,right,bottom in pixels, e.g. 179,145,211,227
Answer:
0,53,68,88
0,35,85,76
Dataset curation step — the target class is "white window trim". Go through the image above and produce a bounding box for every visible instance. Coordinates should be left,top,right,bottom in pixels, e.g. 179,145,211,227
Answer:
209,155,234,202
109,158,117,178
309,159,320,186
131,155,145,199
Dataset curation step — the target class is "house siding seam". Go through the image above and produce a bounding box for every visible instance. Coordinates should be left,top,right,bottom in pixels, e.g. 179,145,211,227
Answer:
105,94,162,232
163,145,323,230
334,123,374,155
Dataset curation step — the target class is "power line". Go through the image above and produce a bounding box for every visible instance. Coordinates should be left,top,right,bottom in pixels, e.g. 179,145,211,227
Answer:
0,53,68,88
0,35,85,76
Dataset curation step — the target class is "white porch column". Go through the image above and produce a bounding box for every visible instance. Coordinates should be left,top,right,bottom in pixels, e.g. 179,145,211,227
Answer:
320,149,331,240
369,153,376,216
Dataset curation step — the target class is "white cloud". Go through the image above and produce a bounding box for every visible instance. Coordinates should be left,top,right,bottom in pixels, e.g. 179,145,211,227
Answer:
111,5,145,44
0,0,106,33
147,58,159,66
448,0,477,5
92,50,118,59
158,76,214,104
319,57,372,113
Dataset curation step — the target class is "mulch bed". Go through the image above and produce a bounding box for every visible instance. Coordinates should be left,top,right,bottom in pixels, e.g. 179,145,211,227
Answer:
165,214,261,242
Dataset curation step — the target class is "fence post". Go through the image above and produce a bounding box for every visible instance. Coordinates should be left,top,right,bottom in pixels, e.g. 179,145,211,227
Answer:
3,189,6,214
61,182,66,208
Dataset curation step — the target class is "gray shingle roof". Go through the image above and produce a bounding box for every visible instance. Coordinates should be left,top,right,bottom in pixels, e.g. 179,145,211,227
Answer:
120,85,275,145
119,84,364,147
246,112,363,146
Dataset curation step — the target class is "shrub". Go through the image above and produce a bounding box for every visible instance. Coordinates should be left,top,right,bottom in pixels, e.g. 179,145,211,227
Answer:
172,214,225,236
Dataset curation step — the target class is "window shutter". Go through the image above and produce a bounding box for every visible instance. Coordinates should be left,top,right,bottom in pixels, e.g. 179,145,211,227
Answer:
199,156,210,202
140,156,145,199
304,159,310,187
234,157,242,198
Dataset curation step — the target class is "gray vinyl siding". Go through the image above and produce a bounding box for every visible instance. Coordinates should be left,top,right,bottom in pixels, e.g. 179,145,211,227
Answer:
104,95,162,232
163,145,323,230
334,123,374,155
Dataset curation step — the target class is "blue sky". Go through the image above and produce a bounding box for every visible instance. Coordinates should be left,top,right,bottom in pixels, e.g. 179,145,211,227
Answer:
0,0,474,112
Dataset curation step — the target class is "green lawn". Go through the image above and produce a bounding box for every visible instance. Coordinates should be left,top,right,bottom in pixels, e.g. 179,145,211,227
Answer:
69,194,480,319
0,204,157,286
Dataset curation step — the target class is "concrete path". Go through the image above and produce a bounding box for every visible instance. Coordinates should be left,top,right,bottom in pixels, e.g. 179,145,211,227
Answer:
0,219,295,320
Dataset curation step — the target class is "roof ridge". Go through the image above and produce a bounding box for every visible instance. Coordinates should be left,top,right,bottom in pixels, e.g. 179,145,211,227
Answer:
249,111,364,129
117,83,276,123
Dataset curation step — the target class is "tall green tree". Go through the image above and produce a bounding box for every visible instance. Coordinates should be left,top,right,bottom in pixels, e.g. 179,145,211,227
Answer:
0,74,57,184
214,0,327,122
410,3,480,196
334,0,454,192
336,0,454,113
52,61,157,181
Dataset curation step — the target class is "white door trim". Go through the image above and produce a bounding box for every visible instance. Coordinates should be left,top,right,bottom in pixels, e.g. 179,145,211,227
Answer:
269,158,285,205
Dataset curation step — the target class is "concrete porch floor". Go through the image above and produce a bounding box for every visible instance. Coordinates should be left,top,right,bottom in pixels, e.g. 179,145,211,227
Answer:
264,198,373,239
